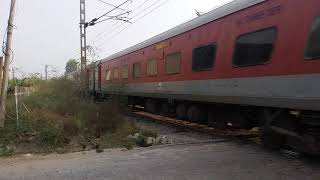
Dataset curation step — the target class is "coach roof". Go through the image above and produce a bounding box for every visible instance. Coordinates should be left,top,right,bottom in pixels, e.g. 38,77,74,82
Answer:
101,0,267,63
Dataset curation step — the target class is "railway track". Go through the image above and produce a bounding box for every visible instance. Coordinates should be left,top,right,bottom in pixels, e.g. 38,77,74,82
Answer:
128,110,305,157
130,110,259,139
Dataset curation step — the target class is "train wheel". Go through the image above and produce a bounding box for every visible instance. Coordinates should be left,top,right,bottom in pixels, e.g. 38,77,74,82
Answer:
146,99,157,114
228,111,247,129
207,110,228,129
187,105,206,123
207,111,215,127
259,109,292,150
161,103,170,115
260,127,285,150
216,120,228,129
176,104,187,119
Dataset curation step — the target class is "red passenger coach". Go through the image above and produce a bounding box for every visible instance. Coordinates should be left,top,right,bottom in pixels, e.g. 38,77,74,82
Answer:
91,0,320,154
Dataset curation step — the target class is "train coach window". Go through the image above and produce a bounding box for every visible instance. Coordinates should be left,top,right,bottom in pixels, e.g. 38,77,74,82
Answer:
121,65,129,79
233,27,277,66
166,52,181,74
133,63,141,78
105,69,111,81
147,59,157,76
192,44,216,71
113,68,119,80
305,17,320,59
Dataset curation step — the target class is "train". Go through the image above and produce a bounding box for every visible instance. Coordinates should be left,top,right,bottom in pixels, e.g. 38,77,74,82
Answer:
81,0,320,154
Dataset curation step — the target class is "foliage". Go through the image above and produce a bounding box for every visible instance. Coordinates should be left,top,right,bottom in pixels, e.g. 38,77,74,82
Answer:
35,127,67,151
86,46,101,63
140,129,158,138
1,77,157,156
65,59,79,74
8,74,42,94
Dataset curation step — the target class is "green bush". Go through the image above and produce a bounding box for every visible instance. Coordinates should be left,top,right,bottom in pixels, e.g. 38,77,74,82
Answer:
2,77,144,156
140,129,158,138
0,144,15,157
35,127,67,151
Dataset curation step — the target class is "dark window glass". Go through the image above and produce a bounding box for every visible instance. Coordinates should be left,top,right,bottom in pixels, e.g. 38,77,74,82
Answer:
192,44,216,71
305,17,320,59
233,28,277,66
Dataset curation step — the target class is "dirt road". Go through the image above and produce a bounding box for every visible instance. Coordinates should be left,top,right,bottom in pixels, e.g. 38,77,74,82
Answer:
0,118,319,180
0,141,319,180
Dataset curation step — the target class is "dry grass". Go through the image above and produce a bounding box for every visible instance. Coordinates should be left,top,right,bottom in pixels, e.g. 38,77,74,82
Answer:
0,78,152,156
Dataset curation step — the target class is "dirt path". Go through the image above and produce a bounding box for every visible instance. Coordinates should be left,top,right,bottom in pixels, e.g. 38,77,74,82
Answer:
0,117,319,180
0,142,319,180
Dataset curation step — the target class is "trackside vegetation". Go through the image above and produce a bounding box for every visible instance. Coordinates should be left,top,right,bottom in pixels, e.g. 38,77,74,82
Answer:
0,77,156,156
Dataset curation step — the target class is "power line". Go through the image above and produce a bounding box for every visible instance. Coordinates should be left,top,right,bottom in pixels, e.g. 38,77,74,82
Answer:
97,0,127,11
97,0,131,19
130,0,163,19
86,0,132,27
92,0,152,42
94,0,164,44
94,11,132,25
133,0,169,23
90,0,135,41
131,0,153,14
97,0,169,48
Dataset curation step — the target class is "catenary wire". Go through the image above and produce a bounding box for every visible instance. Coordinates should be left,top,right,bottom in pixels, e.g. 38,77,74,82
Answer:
93,0,152,42
94,0,164,45
97,0,169,48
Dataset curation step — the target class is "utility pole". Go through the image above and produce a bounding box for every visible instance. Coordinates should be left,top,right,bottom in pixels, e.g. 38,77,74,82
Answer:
45,64,48,80
12,67,15,81
78,0,131,96
0,57,3,95
0,0,17,127
80,0,87,94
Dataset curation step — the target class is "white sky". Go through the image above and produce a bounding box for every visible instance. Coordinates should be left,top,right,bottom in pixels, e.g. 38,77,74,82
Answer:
0,0,233,77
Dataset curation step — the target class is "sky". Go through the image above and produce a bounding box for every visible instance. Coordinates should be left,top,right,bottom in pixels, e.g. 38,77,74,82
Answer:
0,0,233,77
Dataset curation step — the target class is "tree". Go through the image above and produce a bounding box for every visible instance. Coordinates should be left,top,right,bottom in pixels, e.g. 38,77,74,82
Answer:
86,46,101,63
65,59,79,74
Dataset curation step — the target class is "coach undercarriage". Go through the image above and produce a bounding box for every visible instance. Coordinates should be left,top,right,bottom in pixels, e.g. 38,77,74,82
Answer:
129,96,320,155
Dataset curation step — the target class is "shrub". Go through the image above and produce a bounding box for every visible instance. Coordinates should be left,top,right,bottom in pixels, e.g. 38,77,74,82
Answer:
2,77,141,155
140,129,158,138
35,127,67,151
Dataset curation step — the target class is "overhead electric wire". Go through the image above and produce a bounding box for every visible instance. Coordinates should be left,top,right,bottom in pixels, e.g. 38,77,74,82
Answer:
94,0,165,45
93,0,132,22
93,11,129,41
94,11,132,25
93,0,152,42
98,0,160,41
97,0,127,11
97,0,169,48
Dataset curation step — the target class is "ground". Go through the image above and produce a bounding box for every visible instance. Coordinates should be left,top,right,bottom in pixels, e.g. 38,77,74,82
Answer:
0,118,319,180
0,142,319,180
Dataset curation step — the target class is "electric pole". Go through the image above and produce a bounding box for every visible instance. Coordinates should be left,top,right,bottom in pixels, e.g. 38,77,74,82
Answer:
80,0,87,93
78,0,131,96
12,67,15,81
0,57,3,95
0,0,17,127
